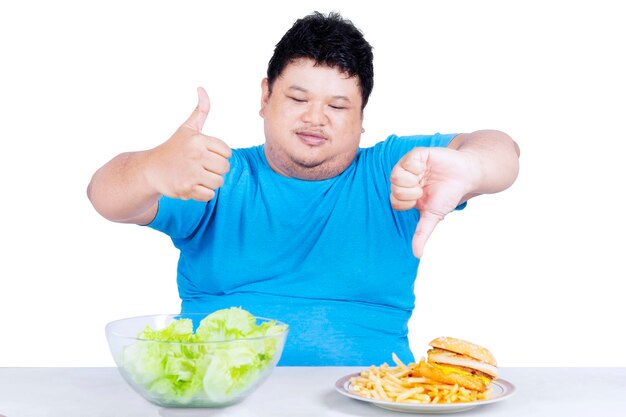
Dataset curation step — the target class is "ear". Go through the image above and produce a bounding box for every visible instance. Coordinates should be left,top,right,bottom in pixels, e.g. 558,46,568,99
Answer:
360,108,365,133
259,78,270,118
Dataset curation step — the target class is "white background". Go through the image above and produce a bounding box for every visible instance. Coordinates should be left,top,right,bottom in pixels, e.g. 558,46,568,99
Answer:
1,0,624,367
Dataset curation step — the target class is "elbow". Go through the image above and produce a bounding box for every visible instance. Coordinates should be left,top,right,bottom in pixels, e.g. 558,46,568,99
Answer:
493,130,520,180
505,134,521,188
86,179,95,205
488,129,520,158
501,130,521,158
483,130,521,166
479,129,521,191
86,173,115,222
86,171,104,213
507,133,521,158
506,134,521,183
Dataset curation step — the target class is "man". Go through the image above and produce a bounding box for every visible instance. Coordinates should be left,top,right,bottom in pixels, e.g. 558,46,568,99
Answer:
88,12,519,365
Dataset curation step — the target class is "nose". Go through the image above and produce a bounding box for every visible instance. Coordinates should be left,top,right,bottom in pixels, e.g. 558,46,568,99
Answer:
302,102,327,126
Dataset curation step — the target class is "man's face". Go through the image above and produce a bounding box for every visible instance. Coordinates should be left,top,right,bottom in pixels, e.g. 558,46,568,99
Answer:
260,58,364,180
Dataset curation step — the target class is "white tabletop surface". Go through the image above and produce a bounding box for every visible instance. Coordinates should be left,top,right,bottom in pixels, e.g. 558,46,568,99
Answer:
0,367,624,416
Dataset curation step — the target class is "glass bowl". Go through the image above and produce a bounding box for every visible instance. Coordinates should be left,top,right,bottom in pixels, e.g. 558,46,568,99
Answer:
105,313,288,408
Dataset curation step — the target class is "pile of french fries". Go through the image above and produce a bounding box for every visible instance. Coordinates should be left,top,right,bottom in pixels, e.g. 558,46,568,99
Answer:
349,353,491,404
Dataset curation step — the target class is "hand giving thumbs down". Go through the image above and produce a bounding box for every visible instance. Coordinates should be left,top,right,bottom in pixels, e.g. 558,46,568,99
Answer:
390,147,477,258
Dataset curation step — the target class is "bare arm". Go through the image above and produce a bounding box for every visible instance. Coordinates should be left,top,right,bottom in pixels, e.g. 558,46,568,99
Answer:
87,151,160,225
87,87,231,225
447,129,520,202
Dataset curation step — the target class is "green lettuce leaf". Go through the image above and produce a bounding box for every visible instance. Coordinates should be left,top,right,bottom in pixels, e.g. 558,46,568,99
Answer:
120,307,286,406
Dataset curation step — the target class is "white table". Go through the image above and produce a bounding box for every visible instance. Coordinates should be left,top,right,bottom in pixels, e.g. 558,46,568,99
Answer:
0,367,624,416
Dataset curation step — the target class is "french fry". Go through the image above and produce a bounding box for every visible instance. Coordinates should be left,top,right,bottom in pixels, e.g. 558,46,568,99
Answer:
392,352,407,369
349,354,493,404
396,386,425,402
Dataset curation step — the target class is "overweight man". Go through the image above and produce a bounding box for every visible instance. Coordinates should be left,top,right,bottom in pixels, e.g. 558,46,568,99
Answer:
88,12,520,365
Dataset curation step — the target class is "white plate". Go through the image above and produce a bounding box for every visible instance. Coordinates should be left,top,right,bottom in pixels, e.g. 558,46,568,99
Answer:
334,373,516,414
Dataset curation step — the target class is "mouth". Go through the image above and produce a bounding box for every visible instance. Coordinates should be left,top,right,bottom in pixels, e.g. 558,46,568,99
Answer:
296,130,327,146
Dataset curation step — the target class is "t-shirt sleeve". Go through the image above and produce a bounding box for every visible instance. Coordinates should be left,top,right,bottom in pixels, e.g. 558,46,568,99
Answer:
144,151,246,240
378,133,458,172
146,196,213,240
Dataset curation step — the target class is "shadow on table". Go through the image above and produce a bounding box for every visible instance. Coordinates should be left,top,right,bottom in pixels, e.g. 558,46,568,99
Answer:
159,404,247,417
159,408,231,417
321,389,402,416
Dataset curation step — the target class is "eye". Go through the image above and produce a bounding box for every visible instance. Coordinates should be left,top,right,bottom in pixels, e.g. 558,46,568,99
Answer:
289,96,306,103
329,105,347,110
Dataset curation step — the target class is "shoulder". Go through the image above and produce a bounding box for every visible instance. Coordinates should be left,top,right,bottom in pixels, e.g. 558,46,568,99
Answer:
230,145,263,166
225,145,265,180
373,133,458,152
359,133,458,172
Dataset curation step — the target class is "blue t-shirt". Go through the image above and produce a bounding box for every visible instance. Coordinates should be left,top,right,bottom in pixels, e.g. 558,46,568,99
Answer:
148,133,457,366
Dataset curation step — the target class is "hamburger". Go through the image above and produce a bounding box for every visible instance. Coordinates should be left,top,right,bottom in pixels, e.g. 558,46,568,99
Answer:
418,336,498,392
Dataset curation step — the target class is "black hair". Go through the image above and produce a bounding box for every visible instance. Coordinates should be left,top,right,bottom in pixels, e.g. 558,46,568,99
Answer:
266,11,374,110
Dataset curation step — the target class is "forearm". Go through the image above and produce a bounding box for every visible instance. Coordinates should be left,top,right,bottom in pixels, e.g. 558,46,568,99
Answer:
87,151,160,224
451,130,520,195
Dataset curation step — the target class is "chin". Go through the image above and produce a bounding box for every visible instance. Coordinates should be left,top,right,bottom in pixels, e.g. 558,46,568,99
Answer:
265,140,356,180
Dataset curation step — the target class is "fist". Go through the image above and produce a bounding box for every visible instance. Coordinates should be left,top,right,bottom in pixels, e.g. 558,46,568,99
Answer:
146,87,232,201
390,147,474,258
390,151,428,212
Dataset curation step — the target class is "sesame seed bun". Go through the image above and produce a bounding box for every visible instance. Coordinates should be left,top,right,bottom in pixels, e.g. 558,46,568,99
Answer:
428,336,497,366
418,336,499,391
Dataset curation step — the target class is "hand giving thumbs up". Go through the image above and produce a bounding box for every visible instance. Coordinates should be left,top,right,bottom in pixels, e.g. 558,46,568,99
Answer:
145,87,232,202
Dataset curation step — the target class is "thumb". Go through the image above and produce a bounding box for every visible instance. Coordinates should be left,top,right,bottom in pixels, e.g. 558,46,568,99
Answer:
411,212,442,258
182,87,210,132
